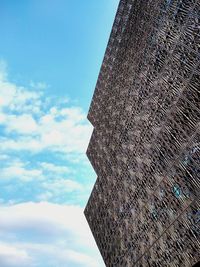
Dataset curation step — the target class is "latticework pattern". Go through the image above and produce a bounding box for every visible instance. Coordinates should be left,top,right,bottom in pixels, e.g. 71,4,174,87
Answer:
84,0,200,266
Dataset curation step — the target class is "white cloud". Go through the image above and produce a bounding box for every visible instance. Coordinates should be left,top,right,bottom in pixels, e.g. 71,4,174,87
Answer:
0,154,9,160
0,242,100,267
0,136,42,153
0,61,98,267
37,177,83,201
0,243,32,267
42,178,82,193
0,70,41,114
1,160,43,182
0,202,87,242
40,162,70,174
0,113,92,154
0,202,104,267
56,248,99,267
36,192,54,201
30,81,48,90
0,81,17,107
0,65,93,155
59,107,85,122
5,114,38,134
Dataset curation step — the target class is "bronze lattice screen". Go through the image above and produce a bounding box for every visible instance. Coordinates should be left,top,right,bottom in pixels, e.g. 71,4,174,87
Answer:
84,0,200,266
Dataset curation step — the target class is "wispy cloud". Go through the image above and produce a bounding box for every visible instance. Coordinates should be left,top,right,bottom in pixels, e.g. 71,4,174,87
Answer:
37,178,83,201
1,160,44,182
0,61,92,155
30,81,48,90
0,60,99,267
39,162,70,174
42,178,82,194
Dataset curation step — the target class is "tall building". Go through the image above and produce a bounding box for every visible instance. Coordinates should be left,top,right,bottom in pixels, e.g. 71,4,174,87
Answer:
85,0,200,266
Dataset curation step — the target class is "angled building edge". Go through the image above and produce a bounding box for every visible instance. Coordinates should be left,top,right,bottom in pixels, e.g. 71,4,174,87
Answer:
85,0,200,266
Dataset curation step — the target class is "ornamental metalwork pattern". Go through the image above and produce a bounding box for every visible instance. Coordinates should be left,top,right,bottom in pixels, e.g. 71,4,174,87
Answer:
84,0,200,266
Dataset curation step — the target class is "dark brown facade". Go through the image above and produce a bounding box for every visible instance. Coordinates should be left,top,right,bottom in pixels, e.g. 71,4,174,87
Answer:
84,0,200,266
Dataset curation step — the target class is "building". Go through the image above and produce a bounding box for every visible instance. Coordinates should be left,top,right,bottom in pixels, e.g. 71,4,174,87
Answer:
84,0,200,266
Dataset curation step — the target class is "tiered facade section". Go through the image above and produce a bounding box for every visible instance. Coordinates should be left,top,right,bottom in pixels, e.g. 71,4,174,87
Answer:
85,0,200,266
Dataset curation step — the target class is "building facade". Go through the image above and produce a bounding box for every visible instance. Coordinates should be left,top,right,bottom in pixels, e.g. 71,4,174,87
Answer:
85,0,200,266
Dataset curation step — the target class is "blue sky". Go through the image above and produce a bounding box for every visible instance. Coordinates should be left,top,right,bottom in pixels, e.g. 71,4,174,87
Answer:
0,1,119,266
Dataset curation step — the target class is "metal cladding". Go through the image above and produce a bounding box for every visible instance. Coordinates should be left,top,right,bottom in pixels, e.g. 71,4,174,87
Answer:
84,0,200,266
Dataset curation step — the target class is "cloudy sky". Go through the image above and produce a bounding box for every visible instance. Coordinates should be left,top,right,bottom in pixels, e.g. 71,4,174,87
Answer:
0,1,119,266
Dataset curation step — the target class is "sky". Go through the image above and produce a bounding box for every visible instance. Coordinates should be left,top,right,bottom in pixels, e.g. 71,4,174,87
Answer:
0,1,119,266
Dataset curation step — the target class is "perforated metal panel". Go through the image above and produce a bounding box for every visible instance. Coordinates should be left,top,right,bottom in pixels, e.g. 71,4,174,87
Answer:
85,0,200,266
